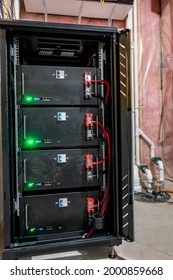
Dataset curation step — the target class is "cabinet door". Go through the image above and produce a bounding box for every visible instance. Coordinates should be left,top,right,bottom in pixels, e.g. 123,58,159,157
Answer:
116,30,134,241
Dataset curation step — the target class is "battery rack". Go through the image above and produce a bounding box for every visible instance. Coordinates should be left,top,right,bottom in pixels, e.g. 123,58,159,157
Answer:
0,21,134,259
11,31,113,242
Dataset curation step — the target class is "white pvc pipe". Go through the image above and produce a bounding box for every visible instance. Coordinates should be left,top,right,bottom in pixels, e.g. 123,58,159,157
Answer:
144,169,153,189
138,128,155,158
133,0,140,167
157,160,164,182
126,0,135,164
144,169,153,183
126,2,142,192
135,127,140,166
138,129,165,183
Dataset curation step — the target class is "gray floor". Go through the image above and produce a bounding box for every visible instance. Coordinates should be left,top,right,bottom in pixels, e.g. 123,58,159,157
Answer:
116,196,173,260
0,194,173,260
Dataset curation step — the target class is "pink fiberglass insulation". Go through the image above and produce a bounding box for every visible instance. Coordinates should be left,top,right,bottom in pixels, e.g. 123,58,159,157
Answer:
161,0,173,178
139,0,161,174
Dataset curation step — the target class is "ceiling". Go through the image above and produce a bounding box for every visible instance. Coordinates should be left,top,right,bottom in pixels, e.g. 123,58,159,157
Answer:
23,0,132,21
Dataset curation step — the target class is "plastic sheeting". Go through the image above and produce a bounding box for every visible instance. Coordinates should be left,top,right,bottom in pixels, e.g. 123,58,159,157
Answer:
138,0,173,180
161,0,173,178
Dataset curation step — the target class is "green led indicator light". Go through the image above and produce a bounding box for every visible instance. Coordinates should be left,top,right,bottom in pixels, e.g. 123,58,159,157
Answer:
24,95,33,103
27,182,34,188
29,227,36,233
25,139,34,146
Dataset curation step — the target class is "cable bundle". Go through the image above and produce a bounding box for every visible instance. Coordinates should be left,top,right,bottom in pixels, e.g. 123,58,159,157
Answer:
86,121,111,238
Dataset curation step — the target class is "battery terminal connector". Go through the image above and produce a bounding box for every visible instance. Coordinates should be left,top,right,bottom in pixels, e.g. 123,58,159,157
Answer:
85,154,94,182
87,197,94,213
85,113,93,140
84,72,92,99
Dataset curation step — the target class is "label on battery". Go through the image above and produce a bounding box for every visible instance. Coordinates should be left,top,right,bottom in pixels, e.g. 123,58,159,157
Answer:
59,198,68,207
57,112,66,121
57,154,66,163
56,70,65,79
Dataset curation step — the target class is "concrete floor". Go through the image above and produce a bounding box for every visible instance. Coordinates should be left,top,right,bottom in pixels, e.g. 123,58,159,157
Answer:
0,194,173,260
116,197,173,260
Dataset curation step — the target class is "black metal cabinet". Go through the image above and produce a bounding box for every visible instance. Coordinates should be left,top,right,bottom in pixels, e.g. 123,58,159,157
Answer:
0,20,133,259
